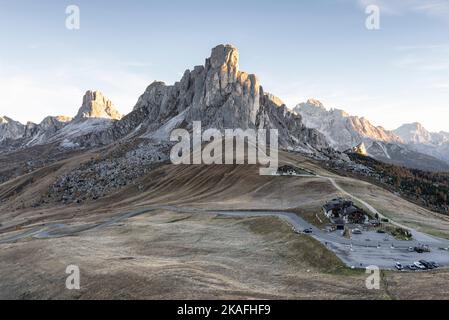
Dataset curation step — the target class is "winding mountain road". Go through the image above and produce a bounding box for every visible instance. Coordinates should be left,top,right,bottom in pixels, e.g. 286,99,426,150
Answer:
1,173,449,270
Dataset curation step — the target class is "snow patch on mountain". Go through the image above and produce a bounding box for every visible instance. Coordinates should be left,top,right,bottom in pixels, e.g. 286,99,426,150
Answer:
144,108,189,142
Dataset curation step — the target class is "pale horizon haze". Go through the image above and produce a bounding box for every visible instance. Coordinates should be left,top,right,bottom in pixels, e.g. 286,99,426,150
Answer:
1,0,449,132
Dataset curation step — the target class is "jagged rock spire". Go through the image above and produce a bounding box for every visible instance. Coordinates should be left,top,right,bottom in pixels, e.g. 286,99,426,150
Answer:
75,90,122,121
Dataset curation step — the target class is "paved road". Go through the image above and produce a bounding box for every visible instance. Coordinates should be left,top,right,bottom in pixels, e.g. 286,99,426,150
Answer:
1,175,449,270
0,208,155,243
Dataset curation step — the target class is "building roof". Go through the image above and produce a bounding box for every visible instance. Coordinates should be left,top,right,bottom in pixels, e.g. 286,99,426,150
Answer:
344,206,360,215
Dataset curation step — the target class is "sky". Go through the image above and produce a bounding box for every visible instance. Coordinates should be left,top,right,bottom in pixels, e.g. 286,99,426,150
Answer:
0,0,449,132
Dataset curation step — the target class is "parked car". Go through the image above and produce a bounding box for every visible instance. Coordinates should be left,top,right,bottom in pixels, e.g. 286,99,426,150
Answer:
414,261,427,270
377,230,386,234
419,260,434,269
407,264,417,271
395,262,404,271
408,247,414,252
430,261,439,268
303,228,313,234
352,228,362,235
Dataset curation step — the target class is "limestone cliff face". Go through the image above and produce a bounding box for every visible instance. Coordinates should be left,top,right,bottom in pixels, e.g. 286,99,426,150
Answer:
294,99,403,150
24,116,73,139
132,45,261,129
394,123,449,162
395,122,438,145
188,44,261,129
75,91,122,121
0,116,25,142
0,117,25,141
130,44,328,150
1,45,329,153
293,99,449,171
0,91,121,150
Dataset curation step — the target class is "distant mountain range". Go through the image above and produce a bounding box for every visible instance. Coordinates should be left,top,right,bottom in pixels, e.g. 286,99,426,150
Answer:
294,99,449,172
0,45,328,157
0,90,122,151
1,44,448,176
394,123,449,163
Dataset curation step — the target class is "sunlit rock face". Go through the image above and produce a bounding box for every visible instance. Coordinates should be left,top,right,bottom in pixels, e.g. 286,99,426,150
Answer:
189,44,261,129
132,44,261,129
131,44,328,151
75,90,122,121
351,142,368,156
294,99,403,151
292,99,449,171
1,44,329,154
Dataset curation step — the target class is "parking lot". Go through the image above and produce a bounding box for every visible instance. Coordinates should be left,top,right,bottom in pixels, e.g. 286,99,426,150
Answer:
323,227,449,270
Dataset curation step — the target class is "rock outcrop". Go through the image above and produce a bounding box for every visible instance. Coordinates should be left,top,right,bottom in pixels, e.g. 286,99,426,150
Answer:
0,91,121,151
75,90,122,121
0,116,25,142
295,99,449,171
394,123,449,162
44,45,331,204
348,142,368,156
23,116,72,141
130,44,328,151
294,99,403,150
1,46,328,155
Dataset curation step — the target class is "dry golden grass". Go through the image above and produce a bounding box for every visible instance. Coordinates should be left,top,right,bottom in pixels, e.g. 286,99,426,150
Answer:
2,150,449,299
0,210,387,299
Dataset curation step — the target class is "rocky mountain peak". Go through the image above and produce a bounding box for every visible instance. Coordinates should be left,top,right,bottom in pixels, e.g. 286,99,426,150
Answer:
209,44,239,71
295,100,403,151
128,44,328,150
401,122,426,133
39,116,72,129
305,98,325,109
394,122,432,144
54,115,73,122
266,93,285,108
0,116,16,124
0,116,26,142
75,90,122,121
294,99,327,116
185,44,262,129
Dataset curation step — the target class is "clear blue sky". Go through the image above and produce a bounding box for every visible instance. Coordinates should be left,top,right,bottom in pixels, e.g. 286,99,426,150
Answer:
1,0,449,132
